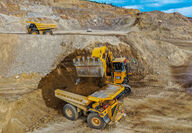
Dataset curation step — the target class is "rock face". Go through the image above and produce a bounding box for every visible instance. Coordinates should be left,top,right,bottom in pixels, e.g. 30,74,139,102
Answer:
0,34,126,77
0,0,139,32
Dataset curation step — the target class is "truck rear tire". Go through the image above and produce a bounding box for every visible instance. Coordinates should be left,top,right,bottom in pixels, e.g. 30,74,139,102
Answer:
63,104,78,121
43,30,53,35
124,87,131,95
87,113,106,129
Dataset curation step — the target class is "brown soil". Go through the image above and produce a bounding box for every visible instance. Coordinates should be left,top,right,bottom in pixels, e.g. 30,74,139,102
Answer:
171,56,192,93
38,49,105,109
0,89,62,133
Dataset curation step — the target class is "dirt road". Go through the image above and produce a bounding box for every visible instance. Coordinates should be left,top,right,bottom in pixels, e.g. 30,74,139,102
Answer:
0,27,138,36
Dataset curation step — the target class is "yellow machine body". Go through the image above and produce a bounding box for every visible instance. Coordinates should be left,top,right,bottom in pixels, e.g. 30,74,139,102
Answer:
26,21,56,35
113,57,128,84
91,46,113,77
73,46,131,85
55,84,125,126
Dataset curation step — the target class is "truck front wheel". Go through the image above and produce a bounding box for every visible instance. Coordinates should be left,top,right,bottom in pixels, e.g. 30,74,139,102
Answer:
87,113,106,129
63,104,78,121
30,30,39,35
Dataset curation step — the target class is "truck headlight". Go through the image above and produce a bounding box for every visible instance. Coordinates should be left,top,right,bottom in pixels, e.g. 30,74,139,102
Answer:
116,76,121,79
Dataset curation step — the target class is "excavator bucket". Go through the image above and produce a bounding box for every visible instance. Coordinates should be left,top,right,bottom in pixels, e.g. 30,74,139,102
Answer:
73,56,105,77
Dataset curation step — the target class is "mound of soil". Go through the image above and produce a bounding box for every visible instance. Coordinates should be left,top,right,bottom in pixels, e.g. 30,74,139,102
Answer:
0,90,59,133
38,49,105,109
171,56,192,93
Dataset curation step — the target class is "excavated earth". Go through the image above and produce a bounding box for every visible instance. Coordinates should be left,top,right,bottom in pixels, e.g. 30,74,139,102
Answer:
0,0,192,133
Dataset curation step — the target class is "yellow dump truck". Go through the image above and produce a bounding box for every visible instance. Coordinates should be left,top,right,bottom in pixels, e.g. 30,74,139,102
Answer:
26,21,56,35
55,84,126,129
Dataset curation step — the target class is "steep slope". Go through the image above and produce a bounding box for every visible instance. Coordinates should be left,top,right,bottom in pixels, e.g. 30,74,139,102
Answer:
0,0,139,32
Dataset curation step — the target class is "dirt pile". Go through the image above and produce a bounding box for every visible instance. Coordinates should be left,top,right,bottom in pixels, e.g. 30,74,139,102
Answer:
171,56,192,93
0,89,63,133
38,49,103,109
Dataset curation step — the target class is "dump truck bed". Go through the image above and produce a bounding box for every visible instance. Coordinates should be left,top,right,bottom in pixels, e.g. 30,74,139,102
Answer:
26,21,56,30
55,89,89,111
55,84,125,110
88,84,124,102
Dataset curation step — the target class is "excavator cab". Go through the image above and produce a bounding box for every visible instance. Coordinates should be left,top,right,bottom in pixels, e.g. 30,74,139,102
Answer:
113,58,131,84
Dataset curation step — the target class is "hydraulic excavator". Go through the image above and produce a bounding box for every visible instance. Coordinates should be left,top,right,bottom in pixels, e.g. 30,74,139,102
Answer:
73,46,132,94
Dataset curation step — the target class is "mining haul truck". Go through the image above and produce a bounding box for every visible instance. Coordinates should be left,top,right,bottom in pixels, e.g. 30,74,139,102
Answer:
55,84,126,129
26,21,56,35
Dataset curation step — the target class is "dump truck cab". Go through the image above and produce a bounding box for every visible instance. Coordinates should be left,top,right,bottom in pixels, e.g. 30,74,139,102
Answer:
55,84,126,129
27,23,37,34
86,85,125,128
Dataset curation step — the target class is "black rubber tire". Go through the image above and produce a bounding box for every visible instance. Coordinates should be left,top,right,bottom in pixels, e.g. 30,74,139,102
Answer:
87,113,106,129
43,30,53,35
50,30,53,35
124,87,131,95
123,77,129,84
30,30,39,35
78,110,83,117
63,104,78,121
